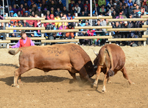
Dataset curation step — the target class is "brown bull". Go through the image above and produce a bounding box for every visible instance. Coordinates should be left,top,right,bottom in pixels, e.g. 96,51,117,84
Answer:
8,43,95,88
93,44,134,92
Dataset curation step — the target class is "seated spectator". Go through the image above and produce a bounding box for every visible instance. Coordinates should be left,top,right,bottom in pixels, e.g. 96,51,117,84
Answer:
63,6,68,15
87,29,95,45
55,8,61,16
10,10,14,17
84,6,89,16
36,7,42,17
12,4,18,13
45,22,56,40
66,24,74,39
78,31,88,45
21,7,26,16
57,0,64,11
128,0,133,7
78,0,83,11
59,22,67,38
99,5,106,15
67,12,72,20
98,0,106,8
16,21,23,37
9,21,16,37
50,7,56,16
75,3,81,15
112,10,117,18
70,6,76,16
116,12,124,19
69,0,75,10
17,11,22,17
54,14,61,28
24,11,29,17
84,0,90,11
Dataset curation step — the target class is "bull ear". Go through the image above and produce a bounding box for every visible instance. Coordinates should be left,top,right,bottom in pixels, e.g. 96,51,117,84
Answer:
93,50,98,56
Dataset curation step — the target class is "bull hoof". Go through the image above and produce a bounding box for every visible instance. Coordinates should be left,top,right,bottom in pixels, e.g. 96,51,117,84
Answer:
11,84,20,88
92,83,97,88
102,89,106,93
107,81,112,84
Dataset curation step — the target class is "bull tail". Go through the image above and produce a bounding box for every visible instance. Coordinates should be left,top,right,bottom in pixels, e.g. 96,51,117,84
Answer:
8,49,21,55
105,46,115,77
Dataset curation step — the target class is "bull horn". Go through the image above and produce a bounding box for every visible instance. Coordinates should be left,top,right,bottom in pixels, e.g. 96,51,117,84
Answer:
93,50,98,56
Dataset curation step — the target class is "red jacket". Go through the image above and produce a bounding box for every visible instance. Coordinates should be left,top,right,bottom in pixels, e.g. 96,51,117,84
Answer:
19,37,31,48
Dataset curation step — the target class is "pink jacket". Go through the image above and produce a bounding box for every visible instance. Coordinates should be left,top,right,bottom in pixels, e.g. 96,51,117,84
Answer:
87,30,95,36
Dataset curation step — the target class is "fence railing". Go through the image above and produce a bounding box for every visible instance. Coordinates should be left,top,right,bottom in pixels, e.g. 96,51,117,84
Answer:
0,13,148,48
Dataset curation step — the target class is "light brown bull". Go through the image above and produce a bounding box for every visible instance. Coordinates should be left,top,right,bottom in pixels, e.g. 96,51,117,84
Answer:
93,44,134,92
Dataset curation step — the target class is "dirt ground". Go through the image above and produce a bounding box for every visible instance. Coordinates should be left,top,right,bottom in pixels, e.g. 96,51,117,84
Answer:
0,45,148,108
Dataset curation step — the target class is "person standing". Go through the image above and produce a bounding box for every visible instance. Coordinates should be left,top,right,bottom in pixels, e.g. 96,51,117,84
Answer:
9,31,35,48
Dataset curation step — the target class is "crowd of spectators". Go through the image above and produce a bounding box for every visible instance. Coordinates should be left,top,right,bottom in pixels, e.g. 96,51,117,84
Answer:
0,0,148,46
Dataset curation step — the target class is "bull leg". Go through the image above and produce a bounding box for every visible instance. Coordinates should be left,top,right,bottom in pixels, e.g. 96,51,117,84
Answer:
18,74,23,85
107,77,112,83
93,66,102,88
12,69,20,88
69,71,76,80
121,67,134,85
102,68,109,93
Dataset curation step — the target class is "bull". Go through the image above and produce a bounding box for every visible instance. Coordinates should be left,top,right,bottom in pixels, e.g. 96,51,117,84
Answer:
93,44,134,92
8,43,95,88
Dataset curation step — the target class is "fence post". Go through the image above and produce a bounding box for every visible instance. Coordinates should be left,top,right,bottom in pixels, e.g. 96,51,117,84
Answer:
6,13,9,48
41,13,44,46
109,9,112,44
75,13,79,45
144,12,147,46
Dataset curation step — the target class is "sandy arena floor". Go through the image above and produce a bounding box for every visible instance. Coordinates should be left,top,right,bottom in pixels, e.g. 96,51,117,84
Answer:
0,45,148,108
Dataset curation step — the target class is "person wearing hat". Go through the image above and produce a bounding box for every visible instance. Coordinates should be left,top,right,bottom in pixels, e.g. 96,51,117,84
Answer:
9,31,35,48
9,21,16,37
10,10,14,17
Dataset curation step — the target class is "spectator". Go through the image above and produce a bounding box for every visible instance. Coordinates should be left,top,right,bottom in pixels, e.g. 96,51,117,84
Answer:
116,12,124,19
24,11,29,17
9,21,16,37
69,0,75,10
84,0,90,11
49,0,56,9
50,7,56,16
17,11,22,17
75,3,81,15
71,6,76,16
112,10,117,18
21,7,26,16
65,24,74,39
10,10,14,17
128,0,133,7
16,21,23,37
12,4,18,13
87,29,95,45
55,8,61,16
36,7,42,17
63,6,68,15
78,31,88,45
59,22,67,38
45,22,56,40
78,0,83,11
54,14,61,28
57,0,64,11
67,12,72,20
